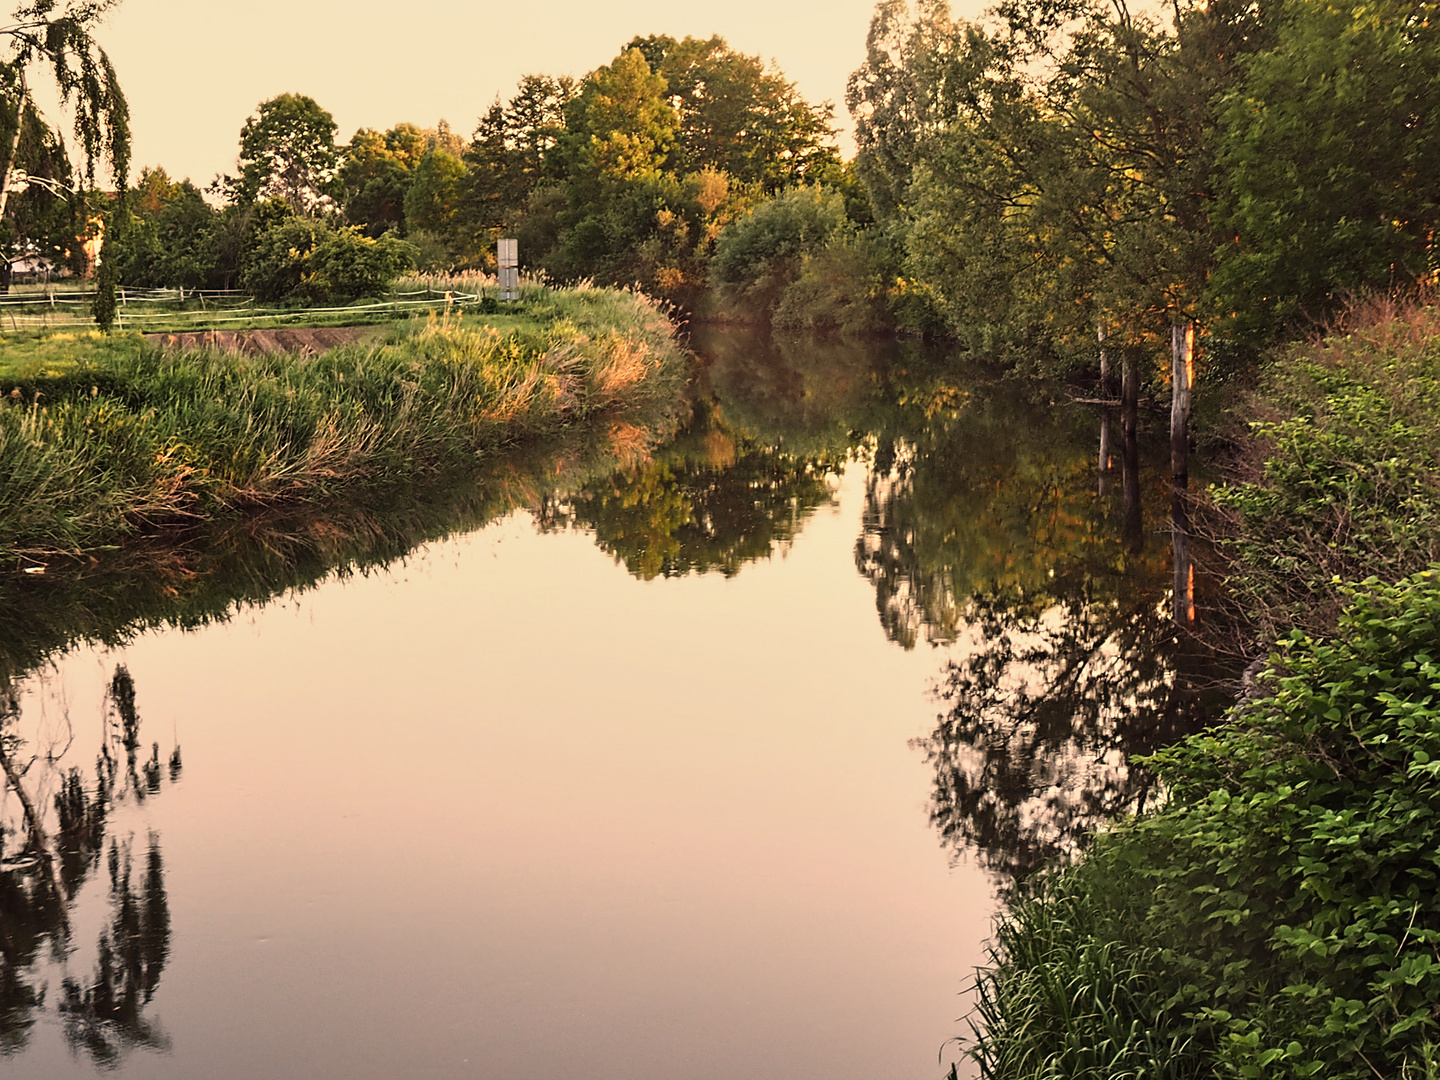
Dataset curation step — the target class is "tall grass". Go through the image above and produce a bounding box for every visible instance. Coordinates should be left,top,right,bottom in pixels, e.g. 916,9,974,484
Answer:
0,288,687,559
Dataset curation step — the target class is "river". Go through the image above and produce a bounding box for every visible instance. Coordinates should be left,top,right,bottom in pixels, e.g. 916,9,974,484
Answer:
0,324,1227,1079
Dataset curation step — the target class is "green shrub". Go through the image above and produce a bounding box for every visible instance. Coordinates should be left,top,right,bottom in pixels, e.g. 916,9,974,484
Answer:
710,187,847,302
1211,302,1440,642
241,217,414,303
971,569,1440,1080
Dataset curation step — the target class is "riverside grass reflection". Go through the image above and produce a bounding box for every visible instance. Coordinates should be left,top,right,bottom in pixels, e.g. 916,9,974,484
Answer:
0,417,676,1068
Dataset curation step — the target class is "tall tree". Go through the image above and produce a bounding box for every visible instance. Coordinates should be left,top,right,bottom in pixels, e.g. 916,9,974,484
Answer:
462,74,575,235
556,47,676,193
850,0,1276,368
628,34,841,191
1208,0,1440,343
338,122,426,236
225,92,338,215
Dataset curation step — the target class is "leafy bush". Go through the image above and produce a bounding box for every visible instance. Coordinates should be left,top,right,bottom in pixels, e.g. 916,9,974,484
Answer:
241,217,414,303
971,569,1440,1080
710,187,847,300
1210,301,1440,643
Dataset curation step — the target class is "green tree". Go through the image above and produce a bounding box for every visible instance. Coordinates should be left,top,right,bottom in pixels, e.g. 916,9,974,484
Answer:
850,0,1275,368
0,98,79,289
0,0,130,311
1209,0,1440,343
240,212,412,301
225,92,338,215
628,34,841,191
557,47,676,193
461,74,575,236
338,122,427,236
110,166,220,288
402,146,465,237
710,186,849,309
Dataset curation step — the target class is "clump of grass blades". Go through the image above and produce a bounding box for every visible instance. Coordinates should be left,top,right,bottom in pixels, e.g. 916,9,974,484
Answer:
964,868,1204,1080
0,291,686,558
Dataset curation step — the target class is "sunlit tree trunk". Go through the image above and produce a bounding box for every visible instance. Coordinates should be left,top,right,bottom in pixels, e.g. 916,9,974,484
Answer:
1171,321,1194,485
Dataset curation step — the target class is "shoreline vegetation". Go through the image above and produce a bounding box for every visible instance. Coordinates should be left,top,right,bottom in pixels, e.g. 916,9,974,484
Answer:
0,283,688,565
967,299,1440,1079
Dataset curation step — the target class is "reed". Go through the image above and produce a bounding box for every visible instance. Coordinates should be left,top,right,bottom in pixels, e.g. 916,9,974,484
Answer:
0,288,688,560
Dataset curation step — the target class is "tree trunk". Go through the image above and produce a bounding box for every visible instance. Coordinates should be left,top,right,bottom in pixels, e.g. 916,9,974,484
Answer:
1171,321,1194,486
1172,486,1195,626
1098,322,1115,398
1098,410,1113,497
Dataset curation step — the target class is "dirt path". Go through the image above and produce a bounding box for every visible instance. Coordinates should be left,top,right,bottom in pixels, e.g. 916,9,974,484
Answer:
144,327,374,355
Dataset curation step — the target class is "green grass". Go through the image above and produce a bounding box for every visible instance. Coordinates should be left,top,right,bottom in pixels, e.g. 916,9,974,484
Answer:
0,285,688,561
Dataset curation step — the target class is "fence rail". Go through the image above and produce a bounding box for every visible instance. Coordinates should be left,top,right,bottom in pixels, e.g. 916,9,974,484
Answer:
0,287,488,330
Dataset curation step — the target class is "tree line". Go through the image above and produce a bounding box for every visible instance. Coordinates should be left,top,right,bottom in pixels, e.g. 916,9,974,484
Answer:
841,0,1440,369
5,33,850,306
5,0,1435,365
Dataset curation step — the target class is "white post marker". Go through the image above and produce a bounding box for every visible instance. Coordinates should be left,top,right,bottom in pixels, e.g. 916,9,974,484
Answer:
497,238,519,302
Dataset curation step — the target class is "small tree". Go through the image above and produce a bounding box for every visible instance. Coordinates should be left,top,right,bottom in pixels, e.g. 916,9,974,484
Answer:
0,0,130,313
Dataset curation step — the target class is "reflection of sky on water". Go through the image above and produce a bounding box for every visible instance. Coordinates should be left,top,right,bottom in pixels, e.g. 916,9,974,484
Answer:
3,466,994,1080
1,324,1232,1079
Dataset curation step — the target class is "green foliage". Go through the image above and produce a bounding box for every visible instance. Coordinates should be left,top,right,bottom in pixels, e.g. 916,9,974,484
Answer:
626,34,841,191
1208,0,1440,344
456,38,839,299
771,234,889,335
0,286,687,556
0,98,81,285
847,0,1440,356
338,123,427,237
711,188,848,298
462,75,575,240
557,47,676,193
1211,303,1440,642
109,166,222,289
403,147,466,236
225,92,339,215
0,0,130,192
971,569,1440,1079
240,215,414,302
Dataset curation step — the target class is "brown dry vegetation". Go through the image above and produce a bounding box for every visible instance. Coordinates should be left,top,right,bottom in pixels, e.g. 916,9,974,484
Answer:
1203,295,1440,649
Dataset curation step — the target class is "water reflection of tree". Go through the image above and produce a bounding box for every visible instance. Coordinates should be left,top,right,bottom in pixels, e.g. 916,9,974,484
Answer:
858,369,1231,885
553,400,844,579
0,665,178,1063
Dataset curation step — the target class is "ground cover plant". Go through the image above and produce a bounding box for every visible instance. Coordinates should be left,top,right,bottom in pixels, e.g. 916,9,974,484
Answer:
0,285,687,561
968,569,1440,1080
1209,299,1440,647
965,299,1440,1079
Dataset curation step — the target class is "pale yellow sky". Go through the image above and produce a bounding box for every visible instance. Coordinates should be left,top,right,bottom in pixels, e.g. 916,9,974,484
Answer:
81,0,983,187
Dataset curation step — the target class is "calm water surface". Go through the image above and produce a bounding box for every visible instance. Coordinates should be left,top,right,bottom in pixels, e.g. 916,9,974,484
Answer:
0,326,1224,1079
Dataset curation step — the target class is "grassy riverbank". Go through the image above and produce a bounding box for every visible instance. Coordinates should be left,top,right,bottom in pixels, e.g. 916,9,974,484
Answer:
0,286,688,563
967,301,1440,1079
